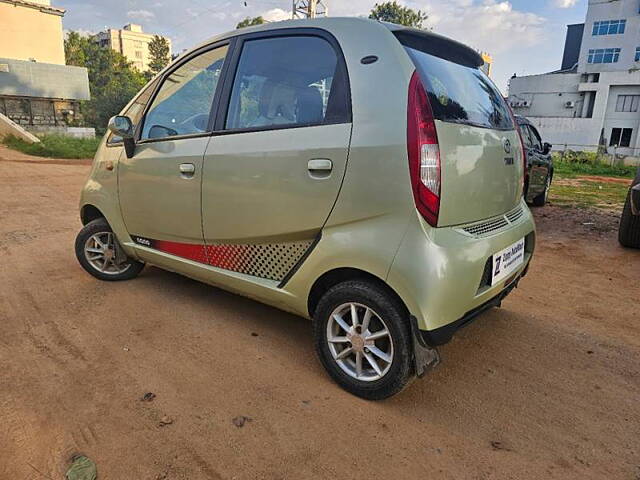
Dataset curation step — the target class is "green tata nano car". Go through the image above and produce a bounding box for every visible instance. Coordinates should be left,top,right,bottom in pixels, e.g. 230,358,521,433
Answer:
76,17,535,399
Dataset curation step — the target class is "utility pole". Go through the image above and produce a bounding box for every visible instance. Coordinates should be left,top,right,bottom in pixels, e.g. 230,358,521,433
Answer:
292,0,328,19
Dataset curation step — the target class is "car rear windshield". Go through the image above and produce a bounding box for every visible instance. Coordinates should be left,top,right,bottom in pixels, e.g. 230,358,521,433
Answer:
401,45,514,131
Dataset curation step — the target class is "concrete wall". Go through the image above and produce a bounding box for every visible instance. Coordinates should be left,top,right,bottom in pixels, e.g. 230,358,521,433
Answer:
0,58,90,100
0,112,39,143
0,0,66,65
508,73,583,118
27,126,95,138
526,117,603,151
0,96,81,127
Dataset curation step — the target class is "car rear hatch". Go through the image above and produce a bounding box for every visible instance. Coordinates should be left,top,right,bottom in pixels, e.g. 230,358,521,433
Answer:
394,28,524,227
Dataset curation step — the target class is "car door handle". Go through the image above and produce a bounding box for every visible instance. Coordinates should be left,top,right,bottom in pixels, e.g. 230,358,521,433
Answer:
307,159,332,171
179,163,195,178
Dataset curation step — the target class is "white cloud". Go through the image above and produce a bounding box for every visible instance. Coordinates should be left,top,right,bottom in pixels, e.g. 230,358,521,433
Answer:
422,1,546,55
323,0,546,54
552,0,578,7
126,9,155,22
262,8,291,22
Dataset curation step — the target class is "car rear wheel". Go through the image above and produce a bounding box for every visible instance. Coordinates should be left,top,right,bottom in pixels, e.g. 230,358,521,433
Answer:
313,280,414,400
75,218,145,281
532,174,551,207
618,190,640,248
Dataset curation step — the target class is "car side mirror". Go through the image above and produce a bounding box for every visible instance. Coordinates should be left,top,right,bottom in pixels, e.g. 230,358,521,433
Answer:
108,115,134,138
108,115,136,158
542,142,552,155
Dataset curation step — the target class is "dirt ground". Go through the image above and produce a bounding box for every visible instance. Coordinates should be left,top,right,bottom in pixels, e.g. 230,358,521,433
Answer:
1,144,638,480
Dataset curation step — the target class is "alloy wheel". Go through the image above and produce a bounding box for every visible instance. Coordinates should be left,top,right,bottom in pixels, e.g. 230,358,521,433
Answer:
326,302,394,382
84,232,131,275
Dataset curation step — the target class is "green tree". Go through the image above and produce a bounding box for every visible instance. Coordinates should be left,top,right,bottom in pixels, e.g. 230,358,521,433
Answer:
65,31,147,131
369,1,427,28
236,16,265,29
147,35,171,77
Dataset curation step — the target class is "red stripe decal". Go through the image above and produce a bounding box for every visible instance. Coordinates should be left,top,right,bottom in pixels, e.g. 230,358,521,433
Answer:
153,239,208,264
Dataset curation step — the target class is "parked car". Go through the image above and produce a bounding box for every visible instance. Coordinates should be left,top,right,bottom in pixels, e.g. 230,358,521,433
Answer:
75,18,535,399
515,116,554,206
619,167,640,248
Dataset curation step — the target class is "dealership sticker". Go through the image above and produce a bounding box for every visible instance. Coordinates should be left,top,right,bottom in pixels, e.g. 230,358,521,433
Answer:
491,238,525,286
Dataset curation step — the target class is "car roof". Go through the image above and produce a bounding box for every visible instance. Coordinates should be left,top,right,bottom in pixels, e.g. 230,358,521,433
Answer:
179,17,483,69
188,17,379,52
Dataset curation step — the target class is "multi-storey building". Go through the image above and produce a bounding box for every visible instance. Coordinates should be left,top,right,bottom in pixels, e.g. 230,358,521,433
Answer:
95,24,172,72
508,0,640,158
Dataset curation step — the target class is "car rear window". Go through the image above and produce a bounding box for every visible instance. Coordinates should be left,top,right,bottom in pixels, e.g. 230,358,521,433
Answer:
401,44,514,131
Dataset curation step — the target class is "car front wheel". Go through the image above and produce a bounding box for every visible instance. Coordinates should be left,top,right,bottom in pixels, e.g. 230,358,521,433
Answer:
75,218,145,281
313,280,414,400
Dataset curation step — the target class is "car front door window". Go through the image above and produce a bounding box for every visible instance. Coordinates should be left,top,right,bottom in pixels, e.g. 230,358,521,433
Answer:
527,125,543,151
108,77,161,144
141,45,228,141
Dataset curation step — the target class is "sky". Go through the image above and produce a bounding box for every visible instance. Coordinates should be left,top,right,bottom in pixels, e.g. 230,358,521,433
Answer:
56,0,589,92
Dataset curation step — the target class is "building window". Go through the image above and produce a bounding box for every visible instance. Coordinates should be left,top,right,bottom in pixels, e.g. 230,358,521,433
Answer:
592,19,626,35
636,47,640,62
135,51,143,59
610,128,633,147
616,95,640,112
587,48,621,64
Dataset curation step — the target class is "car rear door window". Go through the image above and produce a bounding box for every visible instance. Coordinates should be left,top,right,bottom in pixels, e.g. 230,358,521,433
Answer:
140,45,228,141
224,35,349,130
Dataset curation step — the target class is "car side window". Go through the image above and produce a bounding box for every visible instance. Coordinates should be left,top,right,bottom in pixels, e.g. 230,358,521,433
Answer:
527,125,543,151
140,45,228,141
225,35,348,131
107,76,161,144
520,125,534,149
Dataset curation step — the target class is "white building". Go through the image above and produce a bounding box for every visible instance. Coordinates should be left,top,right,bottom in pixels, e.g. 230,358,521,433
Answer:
508,0,640,158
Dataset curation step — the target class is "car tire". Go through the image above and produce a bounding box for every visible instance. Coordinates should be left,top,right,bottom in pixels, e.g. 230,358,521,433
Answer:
618,190,640,249
532,174,551,207
75,218,145,281
313,280,414,400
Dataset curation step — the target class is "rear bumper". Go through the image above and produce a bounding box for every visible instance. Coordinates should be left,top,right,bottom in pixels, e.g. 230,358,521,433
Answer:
421,262,529,346
386,199,535,332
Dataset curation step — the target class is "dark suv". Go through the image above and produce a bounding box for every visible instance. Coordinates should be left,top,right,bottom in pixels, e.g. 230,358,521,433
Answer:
516,116,553,207
619,168,640,248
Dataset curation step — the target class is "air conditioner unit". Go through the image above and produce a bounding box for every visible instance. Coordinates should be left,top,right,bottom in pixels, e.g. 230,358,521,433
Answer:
565,101,575,108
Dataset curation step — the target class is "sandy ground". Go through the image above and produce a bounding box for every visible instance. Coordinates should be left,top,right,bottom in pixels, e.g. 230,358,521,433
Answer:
1,144,639,480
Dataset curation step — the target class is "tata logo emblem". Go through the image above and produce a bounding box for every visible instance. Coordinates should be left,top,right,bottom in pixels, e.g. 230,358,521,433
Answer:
503,138,512,154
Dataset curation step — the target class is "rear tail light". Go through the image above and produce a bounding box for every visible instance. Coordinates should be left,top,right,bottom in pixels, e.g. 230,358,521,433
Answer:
407,71,440,227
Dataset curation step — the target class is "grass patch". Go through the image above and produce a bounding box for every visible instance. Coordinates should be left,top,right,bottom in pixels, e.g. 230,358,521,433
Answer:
2,134,100,159
552,152,637,178
549,175,629,211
